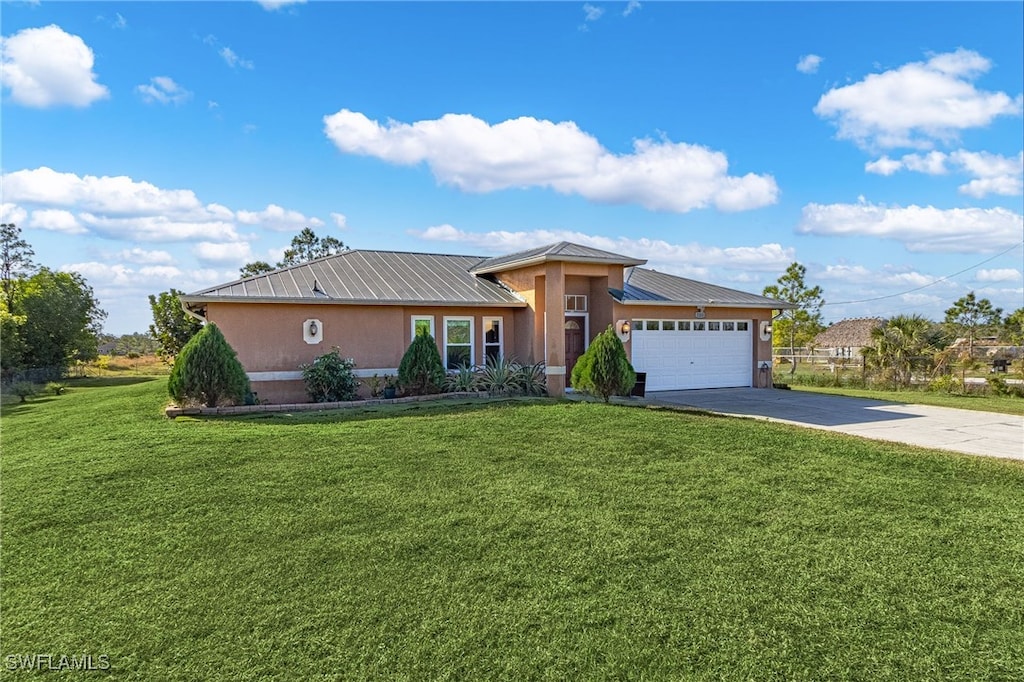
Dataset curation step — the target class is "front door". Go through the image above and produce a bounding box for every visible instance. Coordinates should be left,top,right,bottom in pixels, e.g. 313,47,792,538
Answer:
565,319,584,384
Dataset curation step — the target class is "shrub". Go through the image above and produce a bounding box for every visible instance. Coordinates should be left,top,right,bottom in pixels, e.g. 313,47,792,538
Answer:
571,325,636,402
300,347,359,402
398,330,446,395
46,381,67,396
11,381,38,403
514,361,547,397
168,323,251,408
477,356,521,394
444,362,478,392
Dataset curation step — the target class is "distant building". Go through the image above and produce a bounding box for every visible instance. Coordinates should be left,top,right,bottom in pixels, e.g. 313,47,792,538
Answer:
813,318,885,360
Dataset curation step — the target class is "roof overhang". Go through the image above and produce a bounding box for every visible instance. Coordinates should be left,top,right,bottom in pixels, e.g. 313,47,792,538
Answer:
615,299,794,310
471,253,646,275
180,295,528,308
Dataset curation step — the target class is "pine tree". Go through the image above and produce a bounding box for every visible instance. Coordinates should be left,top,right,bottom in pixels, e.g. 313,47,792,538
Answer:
571,325,636,402
168,323,250,408
397,329,446,395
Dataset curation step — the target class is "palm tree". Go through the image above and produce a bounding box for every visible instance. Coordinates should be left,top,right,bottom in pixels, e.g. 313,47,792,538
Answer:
862,315,935,389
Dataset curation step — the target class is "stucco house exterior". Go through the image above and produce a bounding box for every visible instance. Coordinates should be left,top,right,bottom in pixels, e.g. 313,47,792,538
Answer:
180,242,790,402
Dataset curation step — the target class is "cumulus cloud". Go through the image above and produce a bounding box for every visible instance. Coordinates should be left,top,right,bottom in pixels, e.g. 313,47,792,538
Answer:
976,268,1022,283
623,1,641,17
412,224,794,274
1,167,327,244
330,212,348,230
219,46,253,70
192,241,255,265
796,54,822,74
135,76,192,105
236,204,324,232
258,0,306,9
798,199,1023,253
814,49,1023,150
1,203,28,225
115,248,174,265
28,208,86,234
583,4,604,22
324,110,778,212
865,149,1023,197
0,24,110,108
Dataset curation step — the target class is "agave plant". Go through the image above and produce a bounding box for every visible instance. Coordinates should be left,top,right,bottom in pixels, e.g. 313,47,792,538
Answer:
513,361,547,397
444,362,479,392
476,355,521,395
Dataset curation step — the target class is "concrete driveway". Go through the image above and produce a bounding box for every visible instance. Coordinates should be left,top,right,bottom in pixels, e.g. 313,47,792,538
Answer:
647,388,1024,461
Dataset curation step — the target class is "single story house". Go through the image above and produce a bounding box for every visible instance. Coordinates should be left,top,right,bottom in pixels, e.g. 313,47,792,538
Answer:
813,318,884,359
180,242,791,402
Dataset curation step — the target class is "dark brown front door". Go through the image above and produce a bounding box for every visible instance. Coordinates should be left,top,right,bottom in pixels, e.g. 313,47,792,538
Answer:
565,318,584,384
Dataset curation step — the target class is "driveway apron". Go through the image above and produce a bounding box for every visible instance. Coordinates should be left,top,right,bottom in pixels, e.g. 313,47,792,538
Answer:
648,388,1024,461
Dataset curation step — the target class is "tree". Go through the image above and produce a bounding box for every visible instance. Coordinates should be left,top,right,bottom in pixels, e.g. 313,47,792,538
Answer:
570,325,636,402
944,292,1002,359
862,314,935,389
763,262,825,374
239,261,275,278
1,222,36,312
240,228,347,276
168,323,250,408
16,268,106,372
149,289,204,360
1003,308,1024,346
397,329,446,395
0,307,26,377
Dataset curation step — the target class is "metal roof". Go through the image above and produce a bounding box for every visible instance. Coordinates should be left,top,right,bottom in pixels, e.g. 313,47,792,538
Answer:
471,241,646,274
183,250,526,307
615,267,794,309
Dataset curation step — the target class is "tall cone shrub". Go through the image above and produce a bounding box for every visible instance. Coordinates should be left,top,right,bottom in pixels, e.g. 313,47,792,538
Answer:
398,329,446,395
168,323,251,407
571,325,636,402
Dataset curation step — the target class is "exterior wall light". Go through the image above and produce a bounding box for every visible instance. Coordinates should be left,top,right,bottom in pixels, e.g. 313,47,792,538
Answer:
304,319,323,345
620,321,631,335
616,319,631,342
309,320,318,336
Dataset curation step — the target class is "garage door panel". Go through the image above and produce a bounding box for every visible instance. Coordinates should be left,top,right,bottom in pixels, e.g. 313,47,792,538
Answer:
632,320,751,391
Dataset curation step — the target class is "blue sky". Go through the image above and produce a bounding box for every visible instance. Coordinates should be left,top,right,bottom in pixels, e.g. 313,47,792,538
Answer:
2,1,1022,334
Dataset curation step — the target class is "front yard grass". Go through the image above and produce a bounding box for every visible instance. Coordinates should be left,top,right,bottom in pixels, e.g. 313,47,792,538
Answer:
2,379,1023,680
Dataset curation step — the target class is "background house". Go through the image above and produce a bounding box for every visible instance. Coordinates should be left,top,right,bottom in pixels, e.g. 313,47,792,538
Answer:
813,318,885,362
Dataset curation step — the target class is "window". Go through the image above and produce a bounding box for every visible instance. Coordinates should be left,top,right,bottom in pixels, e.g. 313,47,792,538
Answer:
565,295,588,312
646,320,659,331
662,320,676,331
678,321,691,331
411,315,434,340
632,320,643,331
708,321,722,331
693,321,706,331
723,321,735,331
737,321,749,332
444,317,473,370
483,317,502,362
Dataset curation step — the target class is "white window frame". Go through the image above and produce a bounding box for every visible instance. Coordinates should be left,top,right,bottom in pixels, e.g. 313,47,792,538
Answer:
411,315,435,341
564,294,588,312
443,316,474,370
482,316,503,362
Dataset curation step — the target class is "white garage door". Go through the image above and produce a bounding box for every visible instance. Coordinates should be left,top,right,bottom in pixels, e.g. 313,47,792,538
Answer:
631,319,752,391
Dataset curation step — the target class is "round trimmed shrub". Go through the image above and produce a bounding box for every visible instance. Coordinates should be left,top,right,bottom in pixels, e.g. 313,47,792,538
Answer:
301,347,359,402
570,325,636,402
168,323,250,408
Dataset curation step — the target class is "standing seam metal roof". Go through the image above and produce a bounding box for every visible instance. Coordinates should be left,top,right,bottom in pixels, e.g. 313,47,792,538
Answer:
617,267,792,308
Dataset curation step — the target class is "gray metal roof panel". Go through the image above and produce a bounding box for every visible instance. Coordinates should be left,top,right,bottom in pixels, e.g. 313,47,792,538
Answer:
618,267,794,309
186,250,526,306
471,241,646,274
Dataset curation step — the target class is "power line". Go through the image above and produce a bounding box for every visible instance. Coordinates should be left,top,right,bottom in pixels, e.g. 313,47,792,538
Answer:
823,240,1024,307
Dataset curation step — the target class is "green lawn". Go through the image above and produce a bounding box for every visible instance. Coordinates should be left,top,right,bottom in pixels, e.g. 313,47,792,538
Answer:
3,380,1023,680
789,384,1024,416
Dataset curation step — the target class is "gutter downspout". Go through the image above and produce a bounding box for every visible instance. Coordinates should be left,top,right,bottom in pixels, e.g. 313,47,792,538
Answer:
180,299,207,324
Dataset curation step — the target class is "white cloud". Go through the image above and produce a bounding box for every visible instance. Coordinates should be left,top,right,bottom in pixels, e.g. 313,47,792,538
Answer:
865,149,1022,197
814,49,1023,150
1,203,28,225
78,213,242,243
323,110,778,213
193,241,255,265
798,199,1023,253
135,76,192,105
115,248,174,265
413,224,794,273
330,212,348,230
28,208,86,234
976,268,1022,283
236,204,324,232
219,46,254,70
583,4,605,22
258,0,306,9
623,1,641,17
796,54,822,74
0,24,110,108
